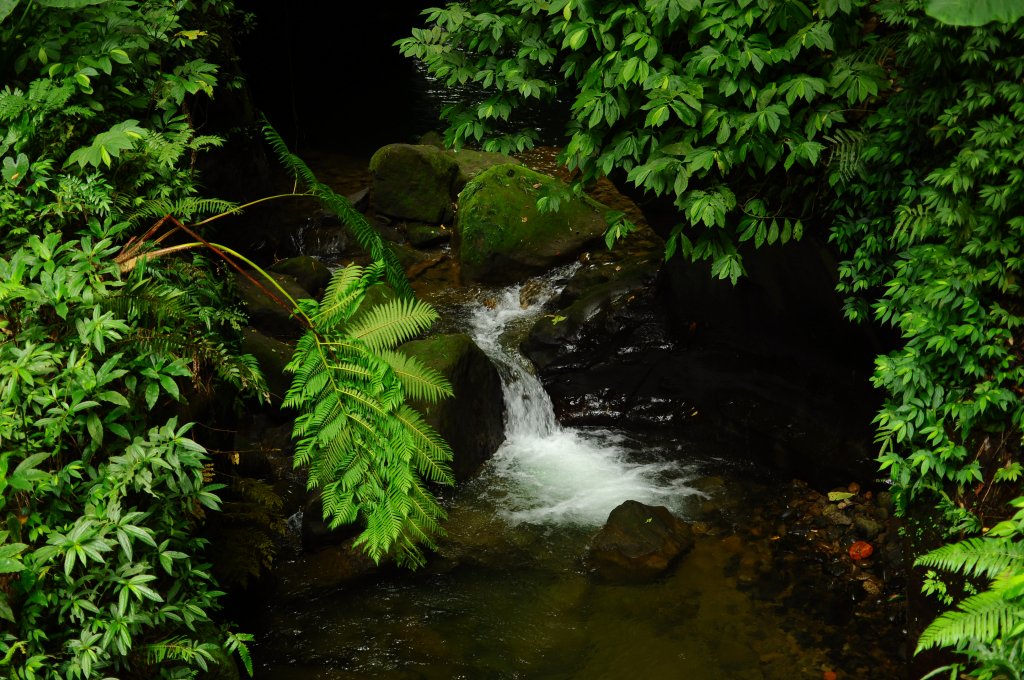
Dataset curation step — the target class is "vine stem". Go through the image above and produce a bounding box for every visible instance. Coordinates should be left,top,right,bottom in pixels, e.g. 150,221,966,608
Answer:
117,218,314,329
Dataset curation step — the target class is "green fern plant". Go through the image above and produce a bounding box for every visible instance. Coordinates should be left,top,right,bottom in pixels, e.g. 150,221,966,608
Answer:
260,120,412,297
916,496,1024,679
284,262,454,568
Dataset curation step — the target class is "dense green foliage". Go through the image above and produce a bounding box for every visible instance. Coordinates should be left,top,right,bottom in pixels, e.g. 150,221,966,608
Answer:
0,1,261,677
831,4,1024,534
0,2,461,674
398,0,884,282
400,0,1024,675
285,265,454,567
915,497,1024,678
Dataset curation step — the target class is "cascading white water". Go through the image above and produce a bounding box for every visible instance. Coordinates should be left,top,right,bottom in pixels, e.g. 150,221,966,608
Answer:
466,267,701,527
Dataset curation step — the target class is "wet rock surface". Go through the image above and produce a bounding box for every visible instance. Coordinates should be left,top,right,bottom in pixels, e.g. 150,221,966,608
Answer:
586,500,695,583
399,333,506,482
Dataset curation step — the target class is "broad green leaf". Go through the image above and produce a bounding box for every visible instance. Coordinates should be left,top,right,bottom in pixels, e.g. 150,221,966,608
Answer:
0,543,26,573
925,0,1024,25
0,0,18,24
35,0,105,6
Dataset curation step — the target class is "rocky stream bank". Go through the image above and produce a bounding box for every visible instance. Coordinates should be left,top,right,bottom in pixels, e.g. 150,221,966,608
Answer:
217,140,908,678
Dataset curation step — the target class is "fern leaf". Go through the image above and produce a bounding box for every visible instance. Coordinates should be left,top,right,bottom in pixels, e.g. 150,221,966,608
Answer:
916,538,1024,581
286,265,453,566
315,264,369,328
378,349,453,403
396,405,454,484
348,297,440,351
260,119,412,296
917,589,1024,652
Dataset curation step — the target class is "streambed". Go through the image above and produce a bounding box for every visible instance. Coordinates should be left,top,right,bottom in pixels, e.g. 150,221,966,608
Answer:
246,266,907,679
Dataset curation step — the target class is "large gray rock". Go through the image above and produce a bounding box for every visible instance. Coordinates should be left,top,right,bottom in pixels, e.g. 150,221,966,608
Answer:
399,333,505,482
455,164,609,284
369,143,457,224
233,270,311,339
270,255,332,299
585,500,695,583
240,327,294,405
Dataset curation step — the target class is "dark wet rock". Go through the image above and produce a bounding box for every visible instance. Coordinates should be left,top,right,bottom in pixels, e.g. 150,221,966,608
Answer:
301,490,362,550
233,270,311,339
234,418,305,514
522,261,659,372
285,222,352,261
399,333,505,482
270,255,332,299
456,164,608,285
240,327,294,405
585,500,695,583
529,275,879,486
369,143,457,224
273,539,379,599
854,515,883,540
347,186,370,211
405,221,453,248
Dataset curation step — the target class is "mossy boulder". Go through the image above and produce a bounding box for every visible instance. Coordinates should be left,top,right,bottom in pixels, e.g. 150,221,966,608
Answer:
240,328,294,405
456,164,609,284
399,333,505,482
447,148,521,193
233,270,311,339
369,143,457,224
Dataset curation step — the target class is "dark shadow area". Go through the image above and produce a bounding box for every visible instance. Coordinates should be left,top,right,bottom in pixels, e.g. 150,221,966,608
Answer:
238,2,438,157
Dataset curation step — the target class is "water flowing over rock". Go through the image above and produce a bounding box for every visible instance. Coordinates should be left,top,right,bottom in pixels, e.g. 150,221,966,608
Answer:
586,500,695,583
456,164,609,284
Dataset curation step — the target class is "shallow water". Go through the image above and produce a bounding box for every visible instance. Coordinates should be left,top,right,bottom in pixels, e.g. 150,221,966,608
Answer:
249,269,905,679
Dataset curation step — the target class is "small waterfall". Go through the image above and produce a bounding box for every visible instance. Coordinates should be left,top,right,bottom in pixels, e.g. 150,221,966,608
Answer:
465,267,701,527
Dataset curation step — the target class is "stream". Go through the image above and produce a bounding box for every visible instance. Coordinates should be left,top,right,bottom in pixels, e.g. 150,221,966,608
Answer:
247,263,908,679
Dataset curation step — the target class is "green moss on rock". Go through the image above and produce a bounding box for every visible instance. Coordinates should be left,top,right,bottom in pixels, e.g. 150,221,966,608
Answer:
456,164,609,284
369,144,457,224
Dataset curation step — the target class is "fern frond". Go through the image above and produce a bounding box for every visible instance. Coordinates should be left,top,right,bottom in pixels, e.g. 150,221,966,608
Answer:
127,196,238,225
285,265,453,566
396,404,454,484
260,119,412,297
916,537,1024,581
917,587,1024,652
315,263,370,328
348,297,440,351
378,349,453,403
824,128,866,183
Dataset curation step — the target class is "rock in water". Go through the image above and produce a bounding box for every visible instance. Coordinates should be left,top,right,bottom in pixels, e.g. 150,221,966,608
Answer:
586,500,695,583
455,164,608,284
399,333,505,482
